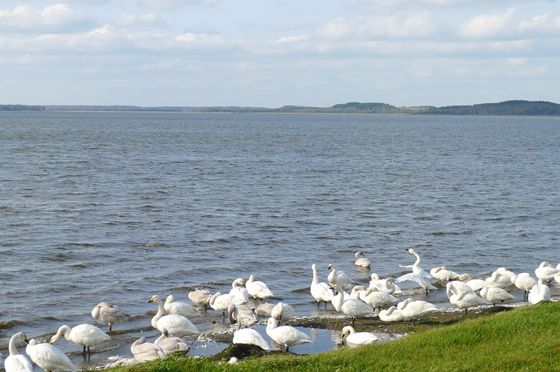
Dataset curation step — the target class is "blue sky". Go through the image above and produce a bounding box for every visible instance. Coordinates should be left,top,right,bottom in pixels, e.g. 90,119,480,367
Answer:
1,0,559,106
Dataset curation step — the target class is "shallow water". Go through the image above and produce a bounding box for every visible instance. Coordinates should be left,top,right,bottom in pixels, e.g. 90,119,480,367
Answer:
1,111,560,368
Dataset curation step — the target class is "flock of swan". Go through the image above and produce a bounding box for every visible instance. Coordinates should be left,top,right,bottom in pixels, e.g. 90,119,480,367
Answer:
4,247,560,371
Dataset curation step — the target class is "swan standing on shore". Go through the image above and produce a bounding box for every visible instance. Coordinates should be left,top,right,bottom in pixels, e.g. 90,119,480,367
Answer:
511,273,536,299
311,264,335,308
188,289,211,309
246,275,274,300
379,306,405,322
328,264,352,291
458,274,486,292
4,332,32,372
332,291,374,326
266,317,311,352
341,326,377,347
485,271,514,289
91,302,129,332
233,328,270,350
227,303,257,328
149,295,199,336
131,337,164,362
271,302,296,322
369,274,402,295
361,288,398,310
528,279,551,304
26,339,76,372
229,278,250,305
209,292,233,317
154,330,190,355
446,282,487,316
397,298,437,323
535,261,559,282
164,295,197,318
480,286,515,306
354,251,371,268
50,324,110,355
396,248,436,295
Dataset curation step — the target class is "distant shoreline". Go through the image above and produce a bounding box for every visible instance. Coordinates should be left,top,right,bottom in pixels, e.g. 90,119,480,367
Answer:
2,100,560,116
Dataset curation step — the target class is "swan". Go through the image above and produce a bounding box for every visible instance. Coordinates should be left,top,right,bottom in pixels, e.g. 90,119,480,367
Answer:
271,302,296,322
511,273,536,300
266,317,311,352
354,251,371,268
430,266,460,282
209,291,233,316
164,295,197,318
149,295,199,336
528,279,551,305
458,274,486,292
555,272,560,285
369,274,402,295
395,247,436,294
50,324,110,355
130,337,164,362
485,271,514,289
4,332,32,372
341,326,377,347
378,306,405,322
233,328,270,350
227,303,257,328
535,261,559,282
188,289,211,309
361,288,398,310
154,330,190,355
91,302,129,331
327,264,352,291
332,291,374,326
495,267,516,282
255,302,274,316
229,278,250,305
26,339,76,372
397,298,438,323
246,275,273,300
446,282,487,316
480,286,515,306
310,264,335,308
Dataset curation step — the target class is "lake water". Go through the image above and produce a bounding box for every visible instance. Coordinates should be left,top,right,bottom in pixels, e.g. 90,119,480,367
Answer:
1,111,559,368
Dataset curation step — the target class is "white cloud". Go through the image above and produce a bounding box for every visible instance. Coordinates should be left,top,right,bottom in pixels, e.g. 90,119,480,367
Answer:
459,8,517,39
0,4,93,33
139,0,221,9
116,13,167,29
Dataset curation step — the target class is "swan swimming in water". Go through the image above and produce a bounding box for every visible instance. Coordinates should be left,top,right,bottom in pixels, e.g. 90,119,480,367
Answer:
528,279,551,305
396,248,436,294
310,264,335,308
164,295,197,318
4,332,32,372
50,324,110,355
131,337,164,362
246,275,274,300
266,317,311,352
149,295,199,336
26,339,76,372
91,302,129,332
233,328,270,350
354,251,371,268
341,326,377,347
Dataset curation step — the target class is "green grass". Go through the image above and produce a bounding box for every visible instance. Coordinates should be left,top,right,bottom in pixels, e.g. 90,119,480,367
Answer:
109,302,560,372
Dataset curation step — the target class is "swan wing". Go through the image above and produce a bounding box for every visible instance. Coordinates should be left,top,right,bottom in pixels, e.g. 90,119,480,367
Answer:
233,329,270,350
158,315,198,335
5,354,33,372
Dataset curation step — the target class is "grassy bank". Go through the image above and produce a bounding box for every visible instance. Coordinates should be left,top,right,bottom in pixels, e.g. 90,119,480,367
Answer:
109,302,560,371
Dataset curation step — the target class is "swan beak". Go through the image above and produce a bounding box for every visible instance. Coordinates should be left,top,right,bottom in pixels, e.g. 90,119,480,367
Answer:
23,336,29,344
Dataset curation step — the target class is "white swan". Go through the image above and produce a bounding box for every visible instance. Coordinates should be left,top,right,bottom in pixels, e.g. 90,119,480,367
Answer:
480,286,515,306
233,328,270,350
266,317,311,352
91,302,129,331
310,264,335,308
229,278,250,305
395,248,436,294
555,272,560,285
188,289,211,308
227,303,257,328
446,282,487,316
535,261,559,281
332,291,374,326
154,330,190,355
149,295,199,336
528,279,551,305
458,274,486,292
209,291,233,316
354,251,371,268
341,326,377,347
361,288,398,310
50,324,110,354
511,273,537,300
369,274,402,295
485,271,514,289
327,264,352,291
255,302,274,317
379,306,405,322
4,332,32,372
246,275,274,300
26,339,76,372
430,266,460,282
397,298,438,323
164,295,197,318
271,302,296,322
130,337,164,362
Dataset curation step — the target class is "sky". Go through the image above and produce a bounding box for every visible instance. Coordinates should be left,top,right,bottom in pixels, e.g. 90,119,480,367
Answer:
1,0,560,107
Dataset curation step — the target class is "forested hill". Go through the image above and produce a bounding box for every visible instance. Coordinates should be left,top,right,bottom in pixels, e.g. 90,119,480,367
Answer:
423,100,560,116
0,104,45,111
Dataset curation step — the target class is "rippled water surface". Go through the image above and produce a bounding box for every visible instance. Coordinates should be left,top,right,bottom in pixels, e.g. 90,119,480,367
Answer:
1,111,559,367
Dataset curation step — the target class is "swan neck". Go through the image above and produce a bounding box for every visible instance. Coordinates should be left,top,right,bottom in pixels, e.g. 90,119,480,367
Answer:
311,266,319,284
8,333,21,356
152,301,165,326
413,252,421,267
92,305,101,319
267,317,278,331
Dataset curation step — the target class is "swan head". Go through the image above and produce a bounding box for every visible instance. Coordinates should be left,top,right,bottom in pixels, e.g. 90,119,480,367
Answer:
311,263,317,271
341,326,355,338
355,251,364,258
539,261,551,268
370,273,380,280
148,295,162,304
328,264,336,270
50,325,71,344
209,292,222,305
266,316,278,330
406,247,416,255
232,278,245,288
458,273,472,282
